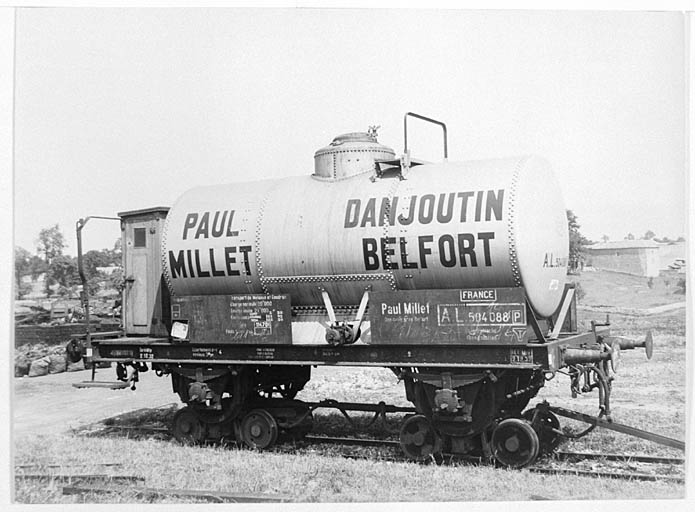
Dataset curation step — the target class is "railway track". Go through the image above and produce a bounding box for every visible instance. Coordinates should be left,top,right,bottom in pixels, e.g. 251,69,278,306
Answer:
68,408,686,487
18,425,684,504
527,467,685,484
14,468,290,503
300,434,685,483
305,435,687,466
553,450,685,465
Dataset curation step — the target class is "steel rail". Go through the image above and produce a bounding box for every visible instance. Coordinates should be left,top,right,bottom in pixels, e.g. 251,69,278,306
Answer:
554,451,685,465
100,425,170,432
295,440,687,485
15,463,124,469
298,439,482,465
332,451,404,463
301,437,686,469
527,467,685,484
298,434,687,478
15,473,144,483
61,483,291,503
304,435,400,448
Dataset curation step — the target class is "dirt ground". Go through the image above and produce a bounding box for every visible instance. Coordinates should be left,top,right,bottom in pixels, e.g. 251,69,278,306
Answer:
13,368,177,439
12,365,408,440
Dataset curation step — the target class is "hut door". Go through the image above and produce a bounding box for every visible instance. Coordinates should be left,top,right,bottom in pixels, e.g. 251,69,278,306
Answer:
119,207,170,337
124,225,152,333
128,250,149,327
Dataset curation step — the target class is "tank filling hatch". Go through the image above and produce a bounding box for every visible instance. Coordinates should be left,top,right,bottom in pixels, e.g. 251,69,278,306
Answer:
313,128,396,180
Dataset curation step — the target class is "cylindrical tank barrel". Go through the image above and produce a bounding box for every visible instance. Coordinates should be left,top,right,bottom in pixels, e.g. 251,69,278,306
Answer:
162,154,569,317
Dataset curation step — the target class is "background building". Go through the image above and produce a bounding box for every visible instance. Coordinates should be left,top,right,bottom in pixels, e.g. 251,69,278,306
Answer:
585,240,661,277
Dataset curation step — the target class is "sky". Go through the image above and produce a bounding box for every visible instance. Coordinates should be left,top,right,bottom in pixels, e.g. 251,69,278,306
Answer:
11,7,687,256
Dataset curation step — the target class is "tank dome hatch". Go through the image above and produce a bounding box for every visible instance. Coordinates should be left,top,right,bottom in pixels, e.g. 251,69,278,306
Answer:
313,127,396,180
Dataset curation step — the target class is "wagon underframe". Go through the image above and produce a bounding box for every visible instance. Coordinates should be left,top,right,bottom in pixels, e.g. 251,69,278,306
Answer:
90,331,600,370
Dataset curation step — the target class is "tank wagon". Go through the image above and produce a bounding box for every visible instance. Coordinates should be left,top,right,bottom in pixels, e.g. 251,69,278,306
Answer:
79,113,653,468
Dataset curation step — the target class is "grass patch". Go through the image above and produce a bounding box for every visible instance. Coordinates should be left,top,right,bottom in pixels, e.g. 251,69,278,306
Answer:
13,433,685,504
570,270,685,310
15,356,686,505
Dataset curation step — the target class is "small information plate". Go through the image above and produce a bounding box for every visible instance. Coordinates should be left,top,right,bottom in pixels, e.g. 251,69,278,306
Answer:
370,288,528,345
170,321,189,340
171,294,292,344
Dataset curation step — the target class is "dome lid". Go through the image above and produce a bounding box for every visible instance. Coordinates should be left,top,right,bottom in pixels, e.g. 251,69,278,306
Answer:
313,128,395,180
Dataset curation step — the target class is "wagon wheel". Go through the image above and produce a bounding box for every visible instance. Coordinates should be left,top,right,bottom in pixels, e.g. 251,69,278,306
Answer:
491,418,540,468
172,407,207,445
240,409,279,449
522,409,561,454
399,414,442,461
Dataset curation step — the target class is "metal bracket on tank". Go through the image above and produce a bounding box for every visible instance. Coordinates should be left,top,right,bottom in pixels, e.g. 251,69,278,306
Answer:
548,287,575,340
320,289,368,346
352,290,370,338
526,300,547,343
320,289,337,326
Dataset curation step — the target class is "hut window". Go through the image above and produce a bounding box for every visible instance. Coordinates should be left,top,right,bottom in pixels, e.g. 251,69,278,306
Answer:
134,228,147,248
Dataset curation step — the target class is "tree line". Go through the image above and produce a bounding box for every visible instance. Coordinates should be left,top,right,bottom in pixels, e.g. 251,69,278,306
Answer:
566,209,591,274
14,224,123,299
616,231,685,243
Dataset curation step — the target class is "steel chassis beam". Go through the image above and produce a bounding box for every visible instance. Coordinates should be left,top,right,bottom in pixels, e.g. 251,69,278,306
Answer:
94,339,545,369
90,330,604,370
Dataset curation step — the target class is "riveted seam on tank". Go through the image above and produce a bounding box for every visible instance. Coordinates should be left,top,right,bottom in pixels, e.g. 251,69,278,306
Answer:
293,305,359,311
315,147,397,182
255,193,270,294
314,148,397,157
161,212,175,296
382,176,402,291
261,273,391,284
507,157,526,288
292,305,364,316
311,166,383,183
